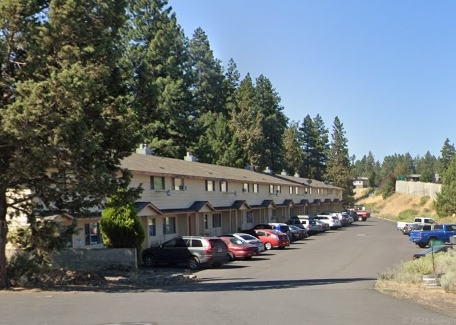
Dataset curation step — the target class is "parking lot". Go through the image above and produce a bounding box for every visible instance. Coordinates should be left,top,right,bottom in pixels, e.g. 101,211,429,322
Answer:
0,218,450,325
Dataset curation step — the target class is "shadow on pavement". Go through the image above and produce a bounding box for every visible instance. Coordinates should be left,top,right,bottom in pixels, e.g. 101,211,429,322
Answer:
162,276,377,292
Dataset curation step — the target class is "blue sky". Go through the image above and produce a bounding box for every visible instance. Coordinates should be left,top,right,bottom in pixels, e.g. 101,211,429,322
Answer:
170,0,456,162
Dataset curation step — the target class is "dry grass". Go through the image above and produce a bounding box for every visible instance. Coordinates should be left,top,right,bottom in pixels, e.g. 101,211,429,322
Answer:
355,190,437,220
375,281,456,318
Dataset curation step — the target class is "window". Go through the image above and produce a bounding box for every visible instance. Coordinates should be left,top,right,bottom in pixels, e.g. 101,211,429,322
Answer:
151,176,165,190
206,180,215,192
163,217,176,235
243,183,249,193
289,186,293,194
173,177,184,191
212,214,222,228
220,181,228,192
191,239,203,247
84,223,101,245
433,225,443,230
269,185,274,194
304,187,308,194
295,187,299,194
148,218,156,236
253,183,259,193
277,185,281,193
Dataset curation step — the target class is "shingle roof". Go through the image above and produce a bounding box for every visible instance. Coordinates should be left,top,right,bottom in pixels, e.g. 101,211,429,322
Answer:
121,153,341,188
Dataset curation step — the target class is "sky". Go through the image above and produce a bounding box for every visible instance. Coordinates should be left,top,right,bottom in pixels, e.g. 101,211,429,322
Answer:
170,0,456,162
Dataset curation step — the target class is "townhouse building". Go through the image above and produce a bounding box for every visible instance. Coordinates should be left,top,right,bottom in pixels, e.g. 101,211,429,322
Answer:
25,144,344,250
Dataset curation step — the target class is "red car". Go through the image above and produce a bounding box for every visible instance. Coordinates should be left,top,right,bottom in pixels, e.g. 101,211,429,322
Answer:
253,229,290,250
219,236,260,260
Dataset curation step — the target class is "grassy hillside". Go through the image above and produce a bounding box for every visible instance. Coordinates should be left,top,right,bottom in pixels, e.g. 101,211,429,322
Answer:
354,188,455,223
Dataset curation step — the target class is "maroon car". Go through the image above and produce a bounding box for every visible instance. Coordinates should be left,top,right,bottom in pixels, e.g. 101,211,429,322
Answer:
219,236,259,260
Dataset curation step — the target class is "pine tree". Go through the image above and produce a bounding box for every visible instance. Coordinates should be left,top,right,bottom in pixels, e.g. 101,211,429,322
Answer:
435,155,456,218
439,138,455,179
325,117,354,206
255,75,288,172
313,114,330,180
122,0,195,158
231,74,263,170
283,122,304,175
417,151,437,183
0,0,138,288
298,115,318,178
188,27,225,116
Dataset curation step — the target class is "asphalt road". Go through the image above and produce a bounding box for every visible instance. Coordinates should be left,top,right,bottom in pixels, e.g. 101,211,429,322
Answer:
0,218,452,325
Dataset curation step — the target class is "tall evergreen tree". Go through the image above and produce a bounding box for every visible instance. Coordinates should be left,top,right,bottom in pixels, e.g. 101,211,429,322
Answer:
283,122,304,175
123,0,195,158
435,155,456,218
313,114,330,180
232,74,263,170
0,0,139,288
417,151,437,183
298,115,318,178
439,138,455,179
188,27,225,116
325,117,354,206
255,74,288,172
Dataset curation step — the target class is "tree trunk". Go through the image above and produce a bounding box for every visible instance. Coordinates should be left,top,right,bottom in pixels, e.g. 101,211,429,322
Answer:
0,223,8,288
0,189,10,288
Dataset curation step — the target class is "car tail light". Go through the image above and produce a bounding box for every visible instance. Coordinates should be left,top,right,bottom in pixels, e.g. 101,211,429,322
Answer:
205,243,213,254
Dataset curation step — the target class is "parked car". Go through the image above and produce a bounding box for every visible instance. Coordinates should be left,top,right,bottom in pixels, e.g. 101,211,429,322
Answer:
142,236,229,270
313,215,341,229
314,219,330,232
219,236,259,260
288,225,307,241
321,211,348,226
253,229,290,250
268,223,293,241
412,245,453,260
285,220,309,236
225,233,266,253
345,209,359,222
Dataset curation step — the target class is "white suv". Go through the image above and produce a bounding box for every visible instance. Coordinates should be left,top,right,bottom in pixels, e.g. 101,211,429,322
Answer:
314,215,342,229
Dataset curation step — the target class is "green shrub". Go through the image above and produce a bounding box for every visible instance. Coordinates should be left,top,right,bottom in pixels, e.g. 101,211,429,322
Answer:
100,191,145,263
419,196,430,207
440,271,456,293
397,209,419,221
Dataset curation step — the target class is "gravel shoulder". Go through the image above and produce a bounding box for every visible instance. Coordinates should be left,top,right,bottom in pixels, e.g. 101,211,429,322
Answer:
375,280,456,319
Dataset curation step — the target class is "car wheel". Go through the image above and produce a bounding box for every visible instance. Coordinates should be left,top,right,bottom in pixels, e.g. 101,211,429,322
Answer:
418,243,427,248
264,242,273,250
228,252,235,261
143,254,156,267
188,256,200,270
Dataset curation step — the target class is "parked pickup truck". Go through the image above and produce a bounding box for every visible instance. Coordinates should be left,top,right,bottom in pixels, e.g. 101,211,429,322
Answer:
397,217,436,231
409,224,456,248
353,206,370,221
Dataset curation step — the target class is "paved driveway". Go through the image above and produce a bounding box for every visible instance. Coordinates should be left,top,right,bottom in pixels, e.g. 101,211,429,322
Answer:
0,218,452,325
